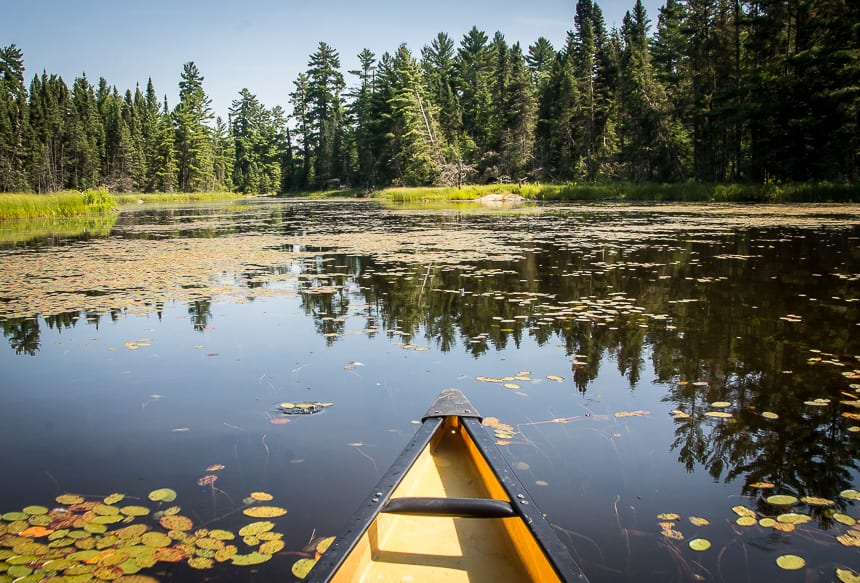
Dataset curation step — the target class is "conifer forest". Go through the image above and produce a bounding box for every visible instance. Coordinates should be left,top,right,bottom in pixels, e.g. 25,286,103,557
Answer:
1,0,857,195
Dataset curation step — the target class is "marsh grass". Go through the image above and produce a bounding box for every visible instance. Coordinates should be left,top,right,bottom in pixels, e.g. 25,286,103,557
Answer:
372,181,860,203
0,189,119,220
113,192,243,205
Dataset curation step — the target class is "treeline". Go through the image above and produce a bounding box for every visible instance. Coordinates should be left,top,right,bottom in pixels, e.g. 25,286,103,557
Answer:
1,0,858,194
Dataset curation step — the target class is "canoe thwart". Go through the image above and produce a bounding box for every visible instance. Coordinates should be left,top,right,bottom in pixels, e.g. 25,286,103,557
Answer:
382,496,517,518
422,388,482,421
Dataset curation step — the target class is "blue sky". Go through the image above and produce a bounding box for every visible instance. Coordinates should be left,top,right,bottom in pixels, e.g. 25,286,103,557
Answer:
3,0,662,119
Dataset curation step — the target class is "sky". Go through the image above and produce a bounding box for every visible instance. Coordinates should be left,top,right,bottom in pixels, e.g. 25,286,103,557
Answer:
2,0,663,119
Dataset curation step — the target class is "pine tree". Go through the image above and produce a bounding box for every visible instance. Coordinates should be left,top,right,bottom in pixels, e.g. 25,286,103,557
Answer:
212,115,234,191
0,44,29,191
500,43,537,180
28,72,70,192
67,75,103,189
289,73,313,188
618,0,686,180
348,48,379,189
526,37,556,87
421,33,462,147
457,27,493,156
379,44,443,186
173,62,214,192
151,96,177,191
306,42,346,188
139,79,161,191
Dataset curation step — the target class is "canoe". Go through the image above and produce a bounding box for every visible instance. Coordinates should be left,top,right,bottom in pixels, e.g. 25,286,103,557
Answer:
306,389,589,582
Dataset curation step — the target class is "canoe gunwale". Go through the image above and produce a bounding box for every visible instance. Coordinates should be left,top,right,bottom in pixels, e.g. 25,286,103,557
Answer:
305,389,589,582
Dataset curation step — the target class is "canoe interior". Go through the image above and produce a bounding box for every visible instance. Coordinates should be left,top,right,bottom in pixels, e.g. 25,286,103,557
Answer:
330,415,562,582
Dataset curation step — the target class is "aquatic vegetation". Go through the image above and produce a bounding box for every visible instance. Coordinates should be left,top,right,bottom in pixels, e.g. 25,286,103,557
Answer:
0,487,295,578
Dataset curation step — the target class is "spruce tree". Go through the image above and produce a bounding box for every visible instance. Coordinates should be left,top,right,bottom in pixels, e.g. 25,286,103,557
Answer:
173,62,214,192
0,44,29,191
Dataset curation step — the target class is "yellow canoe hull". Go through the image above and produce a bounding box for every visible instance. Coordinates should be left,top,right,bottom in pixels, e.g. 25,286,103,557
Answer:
308,390,587,582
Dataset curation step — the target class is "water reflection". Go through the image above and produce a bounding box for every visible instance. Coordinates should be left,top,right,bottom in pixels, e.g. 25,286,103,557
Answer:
0,201,858,581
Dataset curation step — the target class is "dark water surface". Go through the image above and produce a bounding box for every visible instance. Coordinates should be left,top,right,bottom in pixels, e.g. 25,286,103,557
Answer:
1,199,858,582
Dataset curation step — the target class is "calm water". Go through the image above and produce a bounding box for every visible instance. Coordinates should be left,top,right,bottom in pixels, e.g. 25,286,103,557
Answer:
1,199,858,582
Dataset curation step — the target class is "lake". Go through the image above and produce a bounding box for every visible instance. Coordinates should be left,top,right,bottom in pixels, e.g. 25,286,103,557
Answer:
1,199,858,582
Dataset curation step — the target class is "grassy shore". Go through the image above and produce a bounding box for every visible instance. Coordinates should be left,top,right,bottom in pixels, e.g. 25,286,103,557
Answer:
373,182,860,203
113,192,243,205
0,189,119,220
0,190,246,220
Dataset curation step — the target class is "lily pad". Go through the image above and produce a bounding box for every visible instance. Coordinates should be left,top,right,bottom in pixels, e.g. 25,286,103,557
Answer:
231,551,272,566
688,538,711,551
147,488,177,503
839,489,860,501
292,557,318,579
238,521,275,537
776,554,806,570
836,568,860,583
766,494,798,506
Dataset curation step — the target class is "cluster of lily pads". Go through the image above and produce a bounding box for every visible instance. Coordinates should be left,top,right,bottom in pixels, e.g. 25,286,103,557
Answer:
0,486,333,582
656,487,860,582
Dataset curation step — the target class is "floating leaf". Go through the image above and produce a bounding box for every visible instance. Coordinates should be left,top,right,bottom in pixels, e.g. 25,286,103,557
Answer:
839,489,860,501
766,494,798,506
2,511,29,521
732,506,756,518
238,521,275,537
56,494,85,505
761,411,779,419
710,401,731,408
736,516,757,526
242,506,286,519
777,513,812,524
688,538,711,551
209,529,236,540
833,513,856,526
316,536,335,554
187,556,214,569
93,504,120,516
657,513,680,521
153,547,186,562
503,383,520,389
120,505,150,517
22,505,49,515
776,554,806,570
141,532,172,548
195,537,225,551
836,532,860,547
231,551,272,566
836,568,860,583
19,526,53,538
546,375,564,382
160,515,193,531
148,488,177,503
259,539,285,555
660,528,684,540
759,518,777,528
800,496,834,506
214,545,238,562
103,493,125,505
292,557,318,579
614,410,650,418
206,464,225,471
249,492,274,501
749,482,775,489
704,411,732,418
197,475,218,487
